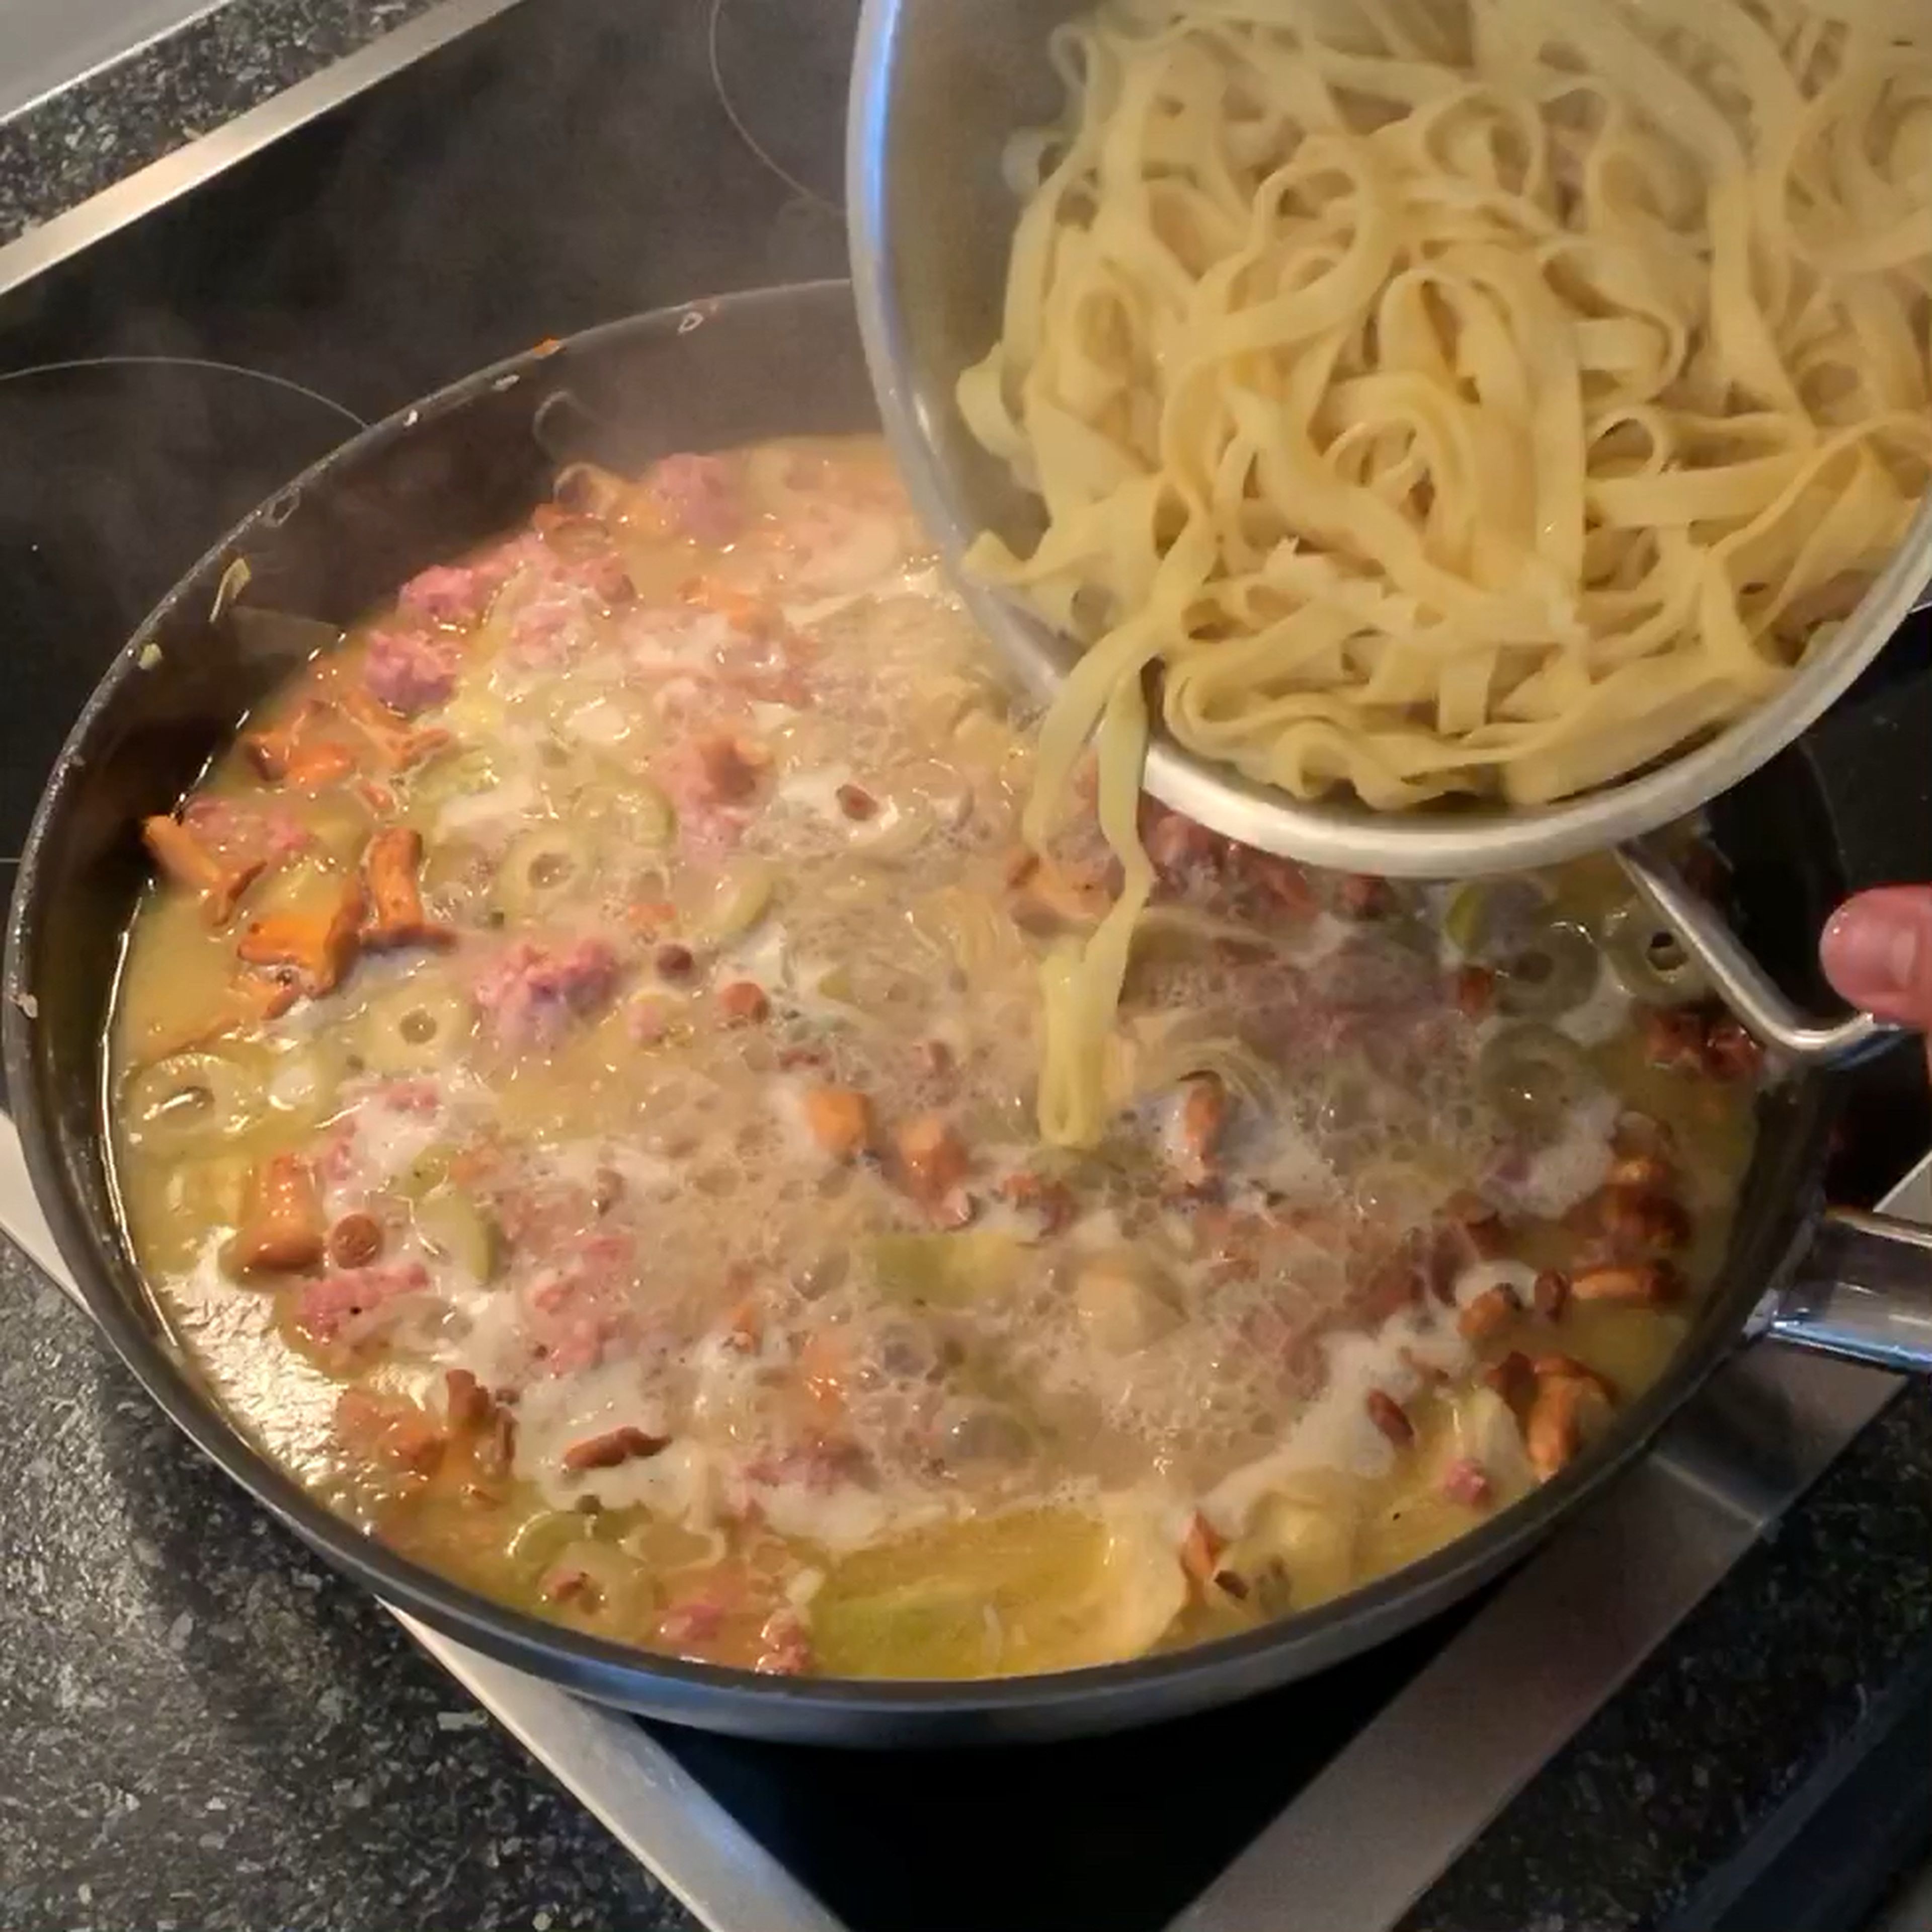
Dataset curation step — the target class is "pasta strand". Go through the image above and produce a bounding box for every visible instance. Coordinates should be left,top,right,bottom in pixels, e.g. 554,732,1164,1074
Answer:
961,0,1932,1145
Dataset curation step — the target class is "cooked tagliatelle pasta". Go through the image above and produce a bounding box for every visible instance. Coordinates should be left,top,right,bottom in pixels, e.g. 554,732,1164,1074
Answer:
959,0,1932,1142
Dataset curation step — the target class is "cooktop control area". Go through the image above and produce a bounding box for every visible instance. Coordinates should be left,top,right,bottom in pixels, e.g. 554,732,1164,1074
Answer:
2,4,1929,1930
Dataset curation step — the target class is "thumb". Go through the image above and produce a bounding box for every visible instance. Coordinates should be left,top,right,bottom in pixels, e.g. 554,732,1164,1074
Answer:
1820,888,1932,1030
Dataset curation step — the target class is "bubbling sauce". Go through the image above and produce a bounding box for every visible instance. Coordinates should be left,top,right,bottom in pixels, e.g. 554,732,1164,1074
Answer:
111,437,1761,1678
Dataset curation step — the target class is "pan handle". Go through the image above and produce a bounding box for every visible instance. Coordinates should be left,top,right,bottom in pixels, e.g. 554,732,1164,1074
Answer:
1764,1206,1932,1373
1615,837,1903,1068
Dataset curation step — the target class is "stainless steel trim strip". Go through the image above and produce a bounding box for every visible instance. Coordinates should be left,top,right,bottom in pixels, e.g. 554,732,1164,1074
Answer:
2,0,227,127
395,1615,848,1932
0,1114,844,1932
1176,1469,1761,1932
1768,1206,1932,1374
0,0,531,302
0,1107,73,1293
1173,1188,1924,1932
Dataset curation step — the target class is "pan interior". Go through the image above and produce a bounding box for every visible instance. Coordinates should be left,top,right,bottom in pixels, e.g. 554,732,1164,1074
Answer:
3,284,1839,1740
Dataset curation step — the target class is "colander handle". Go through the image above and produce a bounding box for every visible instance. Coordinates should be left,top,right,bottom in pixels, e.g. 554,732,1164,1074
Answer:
1615,836,1905,1068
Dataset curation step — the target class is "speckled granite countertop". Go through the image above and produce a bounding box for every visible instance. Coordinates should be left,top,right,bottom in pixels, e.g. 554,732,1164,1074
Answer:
0,0,447,248
1403,1379,1932,1932
0,1242,688,1932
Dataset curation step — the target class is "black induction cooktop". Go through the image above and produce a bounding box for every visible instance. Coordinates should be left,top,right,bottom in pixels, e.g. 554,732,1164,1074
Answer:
3,4,1929,1928
0,0,851,872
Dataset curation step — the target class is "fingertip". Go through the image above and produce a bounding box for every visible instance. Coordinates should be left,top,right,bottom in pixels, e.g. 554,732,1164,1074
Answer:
1820,888,1932,1027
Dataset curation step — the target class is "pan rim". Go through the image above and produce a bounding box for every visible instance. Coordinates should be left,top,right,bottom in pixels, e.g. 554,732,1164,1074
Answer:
0,278,1837,1739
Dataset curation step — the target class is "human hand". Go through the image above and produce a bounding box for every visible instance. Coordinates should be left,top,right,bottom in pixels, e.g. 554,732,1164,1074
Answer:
1821,888,1932,1063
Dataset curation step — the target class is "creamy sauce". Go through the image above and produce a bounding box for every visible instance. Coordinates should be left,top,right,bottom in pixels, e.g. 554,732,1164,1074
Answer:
109,436,1761,1678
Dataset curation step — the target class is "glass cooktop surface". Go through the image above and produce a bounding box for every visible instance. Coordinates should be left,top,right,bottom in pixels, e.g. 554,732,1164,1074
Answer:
3,5,1928,1928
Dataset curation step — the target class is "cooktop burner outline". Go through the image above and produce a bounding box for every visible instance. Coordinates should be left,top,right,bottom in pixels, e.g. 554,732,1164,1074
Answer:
706,0,854,213
0,354,370,876
0,352,369,428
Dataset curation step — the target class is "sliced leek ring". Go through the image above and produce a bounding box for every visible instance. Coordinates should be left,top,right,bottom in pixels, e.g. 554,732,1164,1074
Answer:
121,1049,268,1153
359,975,475,1075
493,825,597,922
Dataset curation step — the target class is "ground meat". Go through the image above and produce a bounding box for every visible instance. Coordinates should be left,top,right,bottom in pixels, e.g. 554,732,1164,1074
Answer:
312,1120,360,1188
1141,804,1227,886
681,809,751,864
394,538,536,626
563,549,635,608
1139,804,1322,924
1235,853,1321,919
1332,874,1397,920
505,580,599,668
627,996,675,1044
1312,935,1439,1016
657,1596,727,1647
397,564,490,626
473,937,621,1048
294,1261,431,1345
488,1173,601,1252
651,1559,781,1664
664,733,766,808
372,1076,442,1114
181,795,310,867
744,1435,870,1493
643,453,744,546
713,628,814,707
657,733,769,861
522,1231,640,1376
1439,1456,1492,1506
362,626,464,715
